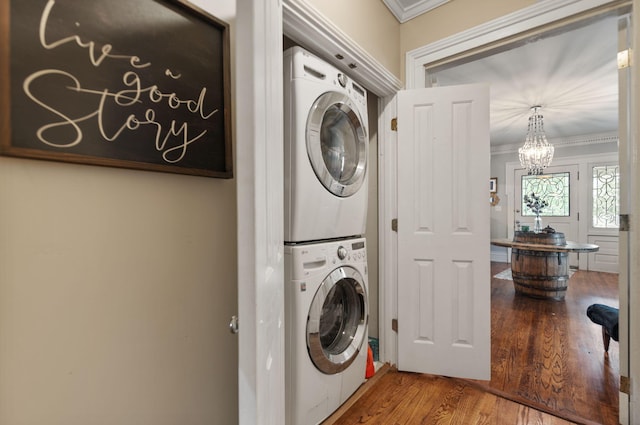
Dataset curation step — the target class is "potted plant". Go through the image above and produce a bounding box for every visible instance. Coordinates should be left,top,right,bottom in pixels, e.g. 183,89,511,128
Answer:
524,192,549,233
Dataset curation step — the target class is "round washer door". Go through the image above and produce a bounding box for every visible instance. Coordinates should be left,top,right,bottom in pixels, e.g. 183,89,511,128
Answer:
306,92,367,198
306,266,368,374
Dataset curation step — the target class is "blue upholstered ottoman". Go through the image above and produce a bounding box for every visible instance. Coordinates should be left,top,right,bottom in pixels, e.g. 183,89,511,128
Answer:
587,304,619,352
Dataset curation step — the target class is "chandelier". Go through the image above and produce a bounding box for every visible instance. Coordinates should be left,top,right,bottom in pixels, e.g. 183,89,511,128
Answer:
518,106,554,175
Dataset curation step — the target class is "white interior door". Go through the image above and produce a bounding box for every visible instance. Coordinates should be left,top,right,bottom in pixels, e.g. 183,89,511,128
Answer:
397,84,491,380
514,165,580,267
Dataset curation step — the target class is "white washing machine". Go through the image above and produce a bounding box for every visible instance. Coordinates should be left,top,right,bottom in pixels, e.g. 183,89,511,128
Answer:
285,237,369,425
284,46,369,243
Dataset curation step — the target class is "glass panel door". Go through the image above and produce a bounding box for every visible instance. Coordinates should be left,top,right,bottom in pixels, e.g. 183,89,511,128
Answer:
515,165,579,267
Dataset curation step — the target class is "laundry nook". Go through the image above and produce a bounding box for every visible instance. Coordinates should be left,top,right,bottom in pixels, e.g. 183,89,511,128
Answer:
283,46,370,424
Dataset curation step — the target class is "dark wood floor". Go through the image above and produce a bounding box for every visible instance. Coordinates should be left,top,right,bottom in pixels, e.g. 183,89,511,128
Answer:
327,262,619,425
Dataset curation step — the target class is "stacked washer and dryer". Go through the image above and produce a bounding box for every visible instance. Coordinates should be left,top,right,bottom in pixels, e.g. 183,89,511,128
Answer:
283,46,370,425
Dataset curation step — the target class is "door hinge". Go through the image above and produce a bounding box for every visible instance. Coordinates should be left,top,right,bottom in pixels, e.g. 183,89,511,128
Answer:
620,214,630,231
391,118,397,131
577,212,579,221
621,375,631,395
618,49,631,69
391,218,398,232
392,318,398,332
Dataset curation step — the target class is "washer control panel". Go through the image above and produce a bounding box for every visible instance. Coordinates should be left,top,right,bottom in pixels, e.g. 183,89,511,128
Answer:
331,239,366,264
337,73,347,87
287,238,367,279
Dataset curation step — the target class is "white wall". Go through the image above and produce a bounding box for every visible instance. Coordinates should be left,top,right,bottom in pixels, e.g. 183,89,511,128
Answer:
0,1,239,424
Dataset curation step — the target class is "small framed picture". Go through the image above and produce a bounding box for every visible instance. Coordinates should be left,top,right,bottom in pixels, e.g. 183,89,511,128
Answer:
489,177,498,193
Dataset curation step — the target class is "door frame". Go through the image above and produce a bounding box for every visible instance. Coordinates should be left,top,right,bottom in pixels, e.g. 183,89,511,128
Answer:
236,1,285,424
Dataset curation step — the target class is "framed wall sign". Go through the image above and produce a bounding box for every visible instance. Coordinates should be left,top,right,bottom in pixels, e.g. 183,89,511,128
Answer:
489,177,498,193
1,0,232,178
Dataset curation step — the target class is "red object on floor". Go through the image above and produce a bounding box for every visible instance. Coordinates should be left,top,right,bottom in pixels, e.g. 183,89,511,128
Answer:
365,345,375,378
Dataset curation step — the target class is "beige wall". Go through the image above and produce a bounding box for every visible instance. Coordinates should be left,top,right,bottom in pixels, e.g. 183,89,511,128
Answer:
307,0,401,79
0,1,238,424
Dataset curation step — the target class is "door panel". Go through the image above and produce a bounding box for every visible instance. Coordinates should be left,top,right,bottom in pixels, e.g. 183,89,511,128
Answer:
397,84,490,379
587,235,619,273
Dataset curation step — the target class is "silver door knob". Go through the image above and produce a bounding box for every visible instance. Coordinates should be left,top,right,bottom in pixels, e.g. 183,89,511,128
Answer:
229,315,239,334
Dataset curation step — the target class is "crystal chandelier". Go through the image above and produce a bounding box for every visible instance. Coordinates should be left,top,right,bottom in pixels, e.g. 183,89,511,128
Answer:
518,106,554,175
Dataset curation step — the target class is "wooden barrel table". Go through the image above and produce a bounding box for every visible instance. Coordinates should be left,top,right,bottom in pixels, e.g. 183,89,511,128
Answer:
510,232,567,300
491,235,599,301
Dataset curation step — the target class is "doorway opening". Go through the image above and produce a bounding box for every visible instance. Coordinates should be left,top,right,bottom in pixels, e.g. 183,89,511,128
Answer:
413,11,624,422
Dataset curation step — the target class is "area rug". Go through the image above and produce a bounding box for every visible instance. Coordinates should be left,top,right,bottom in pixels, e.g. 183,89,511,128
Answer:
493,268,575,280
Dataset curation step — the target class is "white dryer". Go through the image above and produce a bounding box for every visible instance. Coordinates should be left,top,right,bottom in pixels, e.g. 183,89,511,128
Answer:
284,46,369,243
285,237,369,425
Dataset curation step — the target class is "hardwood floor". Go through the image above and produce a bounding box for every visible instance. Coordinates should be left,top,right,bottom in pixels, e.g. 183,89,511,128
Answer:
326,263,619,425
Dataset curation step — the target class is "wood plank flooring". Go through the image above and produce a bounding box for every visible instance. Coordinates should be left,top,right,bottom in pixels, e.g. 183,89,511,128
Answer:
326,263,619,425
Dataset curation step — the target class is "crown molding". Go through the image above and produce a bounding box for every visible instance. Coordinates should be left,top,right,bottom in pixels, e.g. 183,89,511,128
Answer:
283,0,403,97
382,0,450,23
491,132,618,155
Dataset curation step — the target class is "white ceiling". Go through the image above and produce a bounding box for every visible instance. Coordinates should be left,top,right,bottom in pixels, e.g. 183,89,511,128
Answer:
429,16,619,148
382,1,620,149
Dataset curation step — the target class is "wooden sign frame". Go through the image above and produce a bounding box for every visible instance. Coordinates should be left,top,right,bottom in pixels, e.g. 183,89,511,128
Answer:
0,0,232,178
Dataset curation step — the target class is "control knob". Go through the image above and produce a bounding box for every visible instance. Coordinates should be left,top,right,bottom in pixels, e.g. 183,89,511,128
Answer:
337,73,347,87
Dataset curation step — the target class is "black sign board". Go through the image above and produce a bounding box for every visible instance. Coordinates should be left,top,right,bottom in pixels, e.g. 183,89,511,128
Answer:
1,0,232,178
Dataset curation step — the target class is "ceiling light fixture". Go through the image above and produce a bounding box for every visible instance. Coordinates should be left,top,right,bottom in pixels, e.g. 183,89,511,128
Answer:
518,106,554,175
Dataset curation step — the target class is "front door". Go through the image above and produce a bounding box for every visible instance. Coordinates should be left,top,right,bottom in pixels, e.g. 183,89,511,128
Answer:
396,84,491,379
515,165,580,267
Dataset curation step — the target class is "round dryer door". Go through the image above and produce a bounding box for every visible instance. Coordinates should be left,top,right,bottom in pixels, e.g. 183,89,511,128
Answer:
306,92,367,197
306,266,368,375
